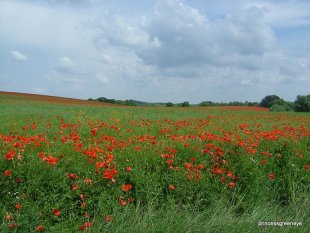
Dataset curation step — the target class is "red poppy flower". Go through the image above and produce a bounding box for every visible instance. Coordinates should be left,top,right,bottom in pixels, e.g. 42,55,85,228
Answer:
119,198,127,206
35,225,45,232
104,215,111,222
15,203,22,210
8,222,17,229
4,170,12,177
125,166,132,172
268,173,276,180
5,150,15,160
67,173,78,179
228,182,235,188
53,209,60,217
5,214,13,221
121,184,132,192
91,128,98,136
184,163,193,170
169,184,175,190
84,178,92,186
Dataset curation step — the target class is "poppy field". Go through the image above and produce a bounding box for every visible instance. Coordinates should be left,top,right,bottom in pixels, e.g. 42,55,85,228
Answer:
0,95,310,232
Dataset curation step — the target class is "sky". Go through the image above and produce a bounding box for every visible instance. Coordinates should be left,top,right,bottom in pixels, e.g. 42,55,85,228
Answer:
0,0,309,103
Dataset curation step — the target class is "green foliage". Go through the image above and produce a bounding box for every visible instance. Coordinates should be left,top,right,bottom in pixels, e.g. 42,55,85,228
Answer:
180,101,190,107
294,94,310,112
166,102,174,107
199,100,259,107
270,103,294,112
1,96,309,232
260,95,285,108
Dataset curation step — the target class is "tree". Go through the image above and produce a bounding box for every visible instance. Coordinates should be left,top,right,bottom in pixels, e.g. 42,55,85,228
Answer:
166,102,174,107
294,95,310,112
181,101,190,107
199,101,215,106
260,95,285,108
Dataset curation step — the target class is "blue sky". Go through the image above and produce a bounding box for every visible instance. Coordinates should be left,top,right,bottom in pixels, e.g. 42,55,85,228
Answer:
0,0,309,103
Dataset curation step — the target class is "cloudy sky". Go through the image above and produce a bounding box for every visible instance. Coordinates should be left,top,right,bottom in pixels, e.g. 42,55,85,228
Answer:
0,0,309,103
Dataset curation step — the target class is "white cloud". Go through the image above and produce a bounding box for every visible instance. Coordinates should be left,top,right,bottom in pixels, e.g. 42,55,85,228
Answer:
56,57,76,73
10,50,28,62
244,1,310,28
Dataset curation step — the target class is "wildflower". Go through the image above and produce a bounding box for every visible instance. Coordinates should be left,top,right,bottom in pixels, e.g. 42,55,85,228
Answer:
8,222,17,229
184,163,193,170
104,215,112,222
15,178,23,183
103,169,118,180
35,225,45,232
72,184,78,190
268,173,276,180
304,164,309,171
81,202,86,209
79,221,92,231
169,184,175,190
125,166,132,172
227,171,233,177
119,198,127,206
5,214,13,221
228,182,235,188
166,159,173,166
15,203,22,210
84,178,93,186
53,209,60,217
45,156,58,165
5,150,15,160
215,169,222,175
67,173,78,179
121,184,132,192
4,170,12,177
91,128,98,136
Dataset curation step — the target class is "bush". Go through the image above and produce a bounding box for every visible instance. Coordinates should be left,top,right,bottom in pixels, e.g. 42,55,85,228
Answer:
270,104,287,112
166,102,174,107
181,101,190,107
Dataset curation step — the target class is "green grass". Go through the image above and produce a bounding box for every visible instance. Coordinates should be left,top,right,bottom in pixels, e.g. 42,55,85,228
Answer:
0,99,309,232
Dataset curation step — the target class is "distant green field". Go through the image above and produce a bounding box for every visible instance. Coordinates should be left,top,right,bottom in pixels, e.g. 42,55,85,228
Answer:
0,95,309,232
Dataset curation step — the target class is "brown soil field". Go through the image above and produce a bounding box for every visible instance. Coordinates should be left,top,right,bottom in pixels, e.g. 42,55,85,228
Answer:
0,91,269,111
0,91,120,107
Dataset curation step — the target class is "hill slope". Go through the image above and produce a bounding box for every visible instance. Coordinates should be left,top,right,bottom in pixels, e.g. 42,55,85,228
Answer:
0,91,120,107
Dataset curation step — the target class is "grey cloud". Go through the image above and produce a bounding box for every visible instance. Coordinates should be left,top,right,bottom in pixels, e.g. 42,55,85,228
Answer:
135,2,277,71
85,0,306,93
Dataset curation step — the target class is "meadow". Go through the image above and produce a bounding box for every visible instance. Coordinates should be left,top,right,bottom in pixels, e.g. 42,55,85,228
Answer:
0,93,309,233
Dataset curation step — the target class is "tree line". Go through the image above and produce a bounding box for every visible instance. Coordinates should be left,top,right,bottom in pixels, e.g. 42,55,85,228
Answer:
259,94,310,112
88,94,310,112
